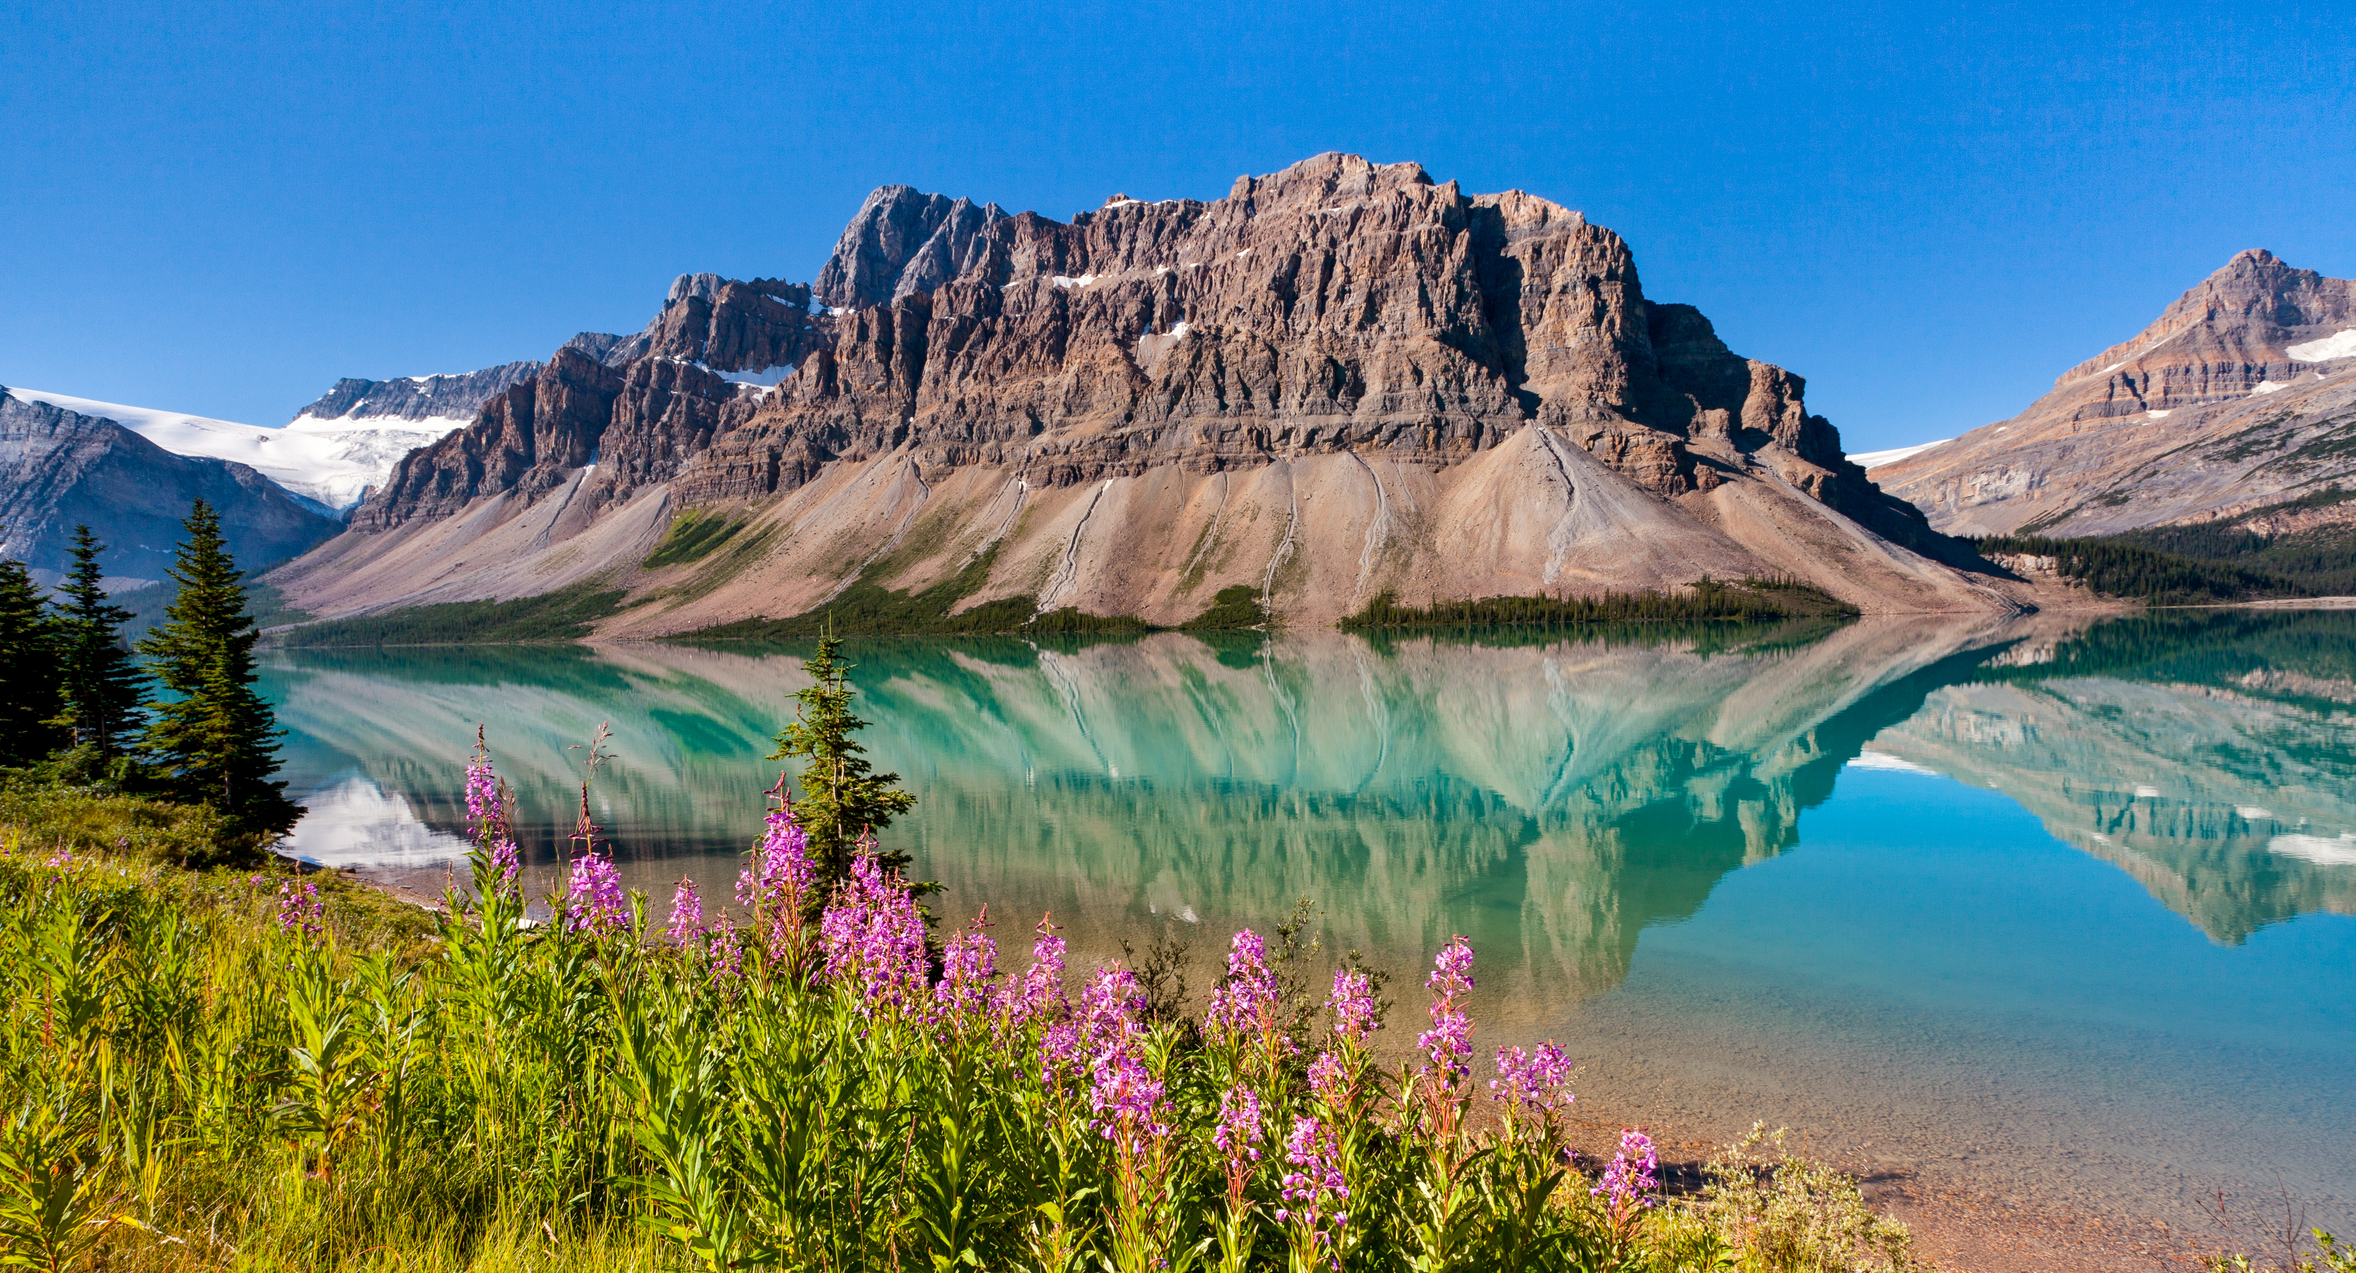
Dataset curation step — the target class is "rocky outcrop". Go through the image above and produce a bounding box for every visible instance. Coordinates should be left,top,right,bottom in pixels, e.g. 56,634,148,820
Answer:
292,362,542,426
1873,250,2356,536
350,349,624,529
280,154,2019,630
815,187,1011,310
0,390,338,582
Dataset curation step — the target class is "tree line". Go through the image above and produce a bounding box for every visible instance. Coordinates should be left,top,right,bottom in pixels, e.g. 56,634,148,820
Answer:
1,500,300,842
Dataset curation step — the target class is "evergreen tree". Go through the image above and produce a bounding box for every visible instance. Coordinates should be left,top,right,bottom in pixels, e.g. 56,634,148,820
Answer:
52,525,146,765
138,500,301,838
0,552,64,765
769,626,916,883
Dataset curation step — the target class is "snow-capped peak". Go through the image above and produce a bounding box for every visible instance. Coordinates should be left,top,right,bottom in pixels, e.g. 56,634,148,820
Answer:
4,386,462,514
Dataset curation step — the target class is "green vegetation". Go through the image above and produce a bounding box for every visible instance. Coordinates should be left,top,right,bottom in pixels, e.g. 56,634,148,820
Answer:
767,628,918,882
275,580,629,646
0,747,1964,1272
2094,485,2356,597
1339,577,1858,630
1180,585,1272,630
137,500,301,838
5,508,302,852
51,526,147,765
644,508,754,568
1973,533,2316,604
685,550,1271,643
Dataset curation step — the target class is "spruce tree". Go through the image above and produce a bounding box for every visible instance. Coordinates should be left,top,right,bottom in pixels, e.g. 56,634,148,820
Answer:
0,552,64,765
52,525,146,765
769,627,916,883
138,500,300,838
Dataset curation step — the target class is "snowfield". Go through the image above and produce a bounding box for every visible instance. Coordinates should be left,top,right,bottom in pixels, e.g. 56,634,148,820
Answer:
5,387,462,513
1851,438,1952,469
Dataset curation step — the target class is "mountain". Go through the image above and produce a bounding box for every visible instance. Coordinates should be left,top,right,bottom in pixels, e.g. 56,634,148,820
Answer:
1871,250,2356,538
5,368,533,515
0,388,339,585
272,154,2029,633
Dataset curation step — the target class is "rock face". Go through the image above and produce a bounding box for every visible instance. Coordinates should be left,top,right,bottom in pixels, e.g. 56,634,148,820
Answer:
0,389,339,583
292,362,542,426
1873,250,2356,536
280,154,2022,632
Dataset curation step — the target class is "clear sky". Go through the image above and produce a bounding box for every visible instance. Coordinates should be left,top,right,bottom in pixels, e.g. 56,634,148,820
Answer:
3,0,2350,451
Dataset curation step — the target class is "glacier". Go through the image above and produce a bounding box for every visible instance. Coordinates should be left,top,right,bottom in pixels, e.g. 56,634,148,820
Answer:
2,387,463,513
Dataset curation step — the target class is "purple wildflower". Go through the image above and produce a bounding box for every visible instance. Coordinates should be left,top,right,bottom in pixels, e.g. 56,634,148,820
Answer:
1491,1042,1576,1113
1078,964,1145,1055
276,880,324,938
1307,1049,1350,1109
44,845,75,869
1276,1115,1349,1257
1087,1046,1169,1151
933,912,1000,1023
1003,914,1068,1026
1204,928,1286,1050
1214,1086,1264,1165
1593,1129,1660,1212
1416,936,1475,1082
816,851,928,1013
564,851,628,935
707,916,746,983
1038,1019,1084,1085
488,837,521,894
1328,969,1379,1044
665,876,706,945
737,803,815,912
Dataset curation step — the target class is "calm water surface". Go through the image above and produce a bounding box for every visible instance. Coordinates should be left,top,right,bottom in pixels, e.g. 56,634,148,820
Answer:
259,610,2356,1232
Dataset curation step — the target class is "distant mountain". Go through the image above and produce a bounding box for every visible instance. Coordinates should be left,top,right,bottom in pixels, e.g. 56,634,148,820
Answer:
1872,250,2356,537
0,388,338,585
271,154,2028,634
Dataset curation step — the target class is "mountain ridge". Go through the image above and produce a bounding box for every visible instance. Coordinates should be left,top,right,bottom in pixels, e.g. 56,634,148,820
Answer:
273,154,2032,633
1872,250,2356,538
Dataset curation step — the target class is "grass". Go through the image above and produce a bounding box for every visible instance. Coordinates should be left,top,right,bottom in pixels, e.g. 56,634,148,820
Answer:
1338,577,1858,630
643,509,753,569
0,773,1969,1273
273,580,629,647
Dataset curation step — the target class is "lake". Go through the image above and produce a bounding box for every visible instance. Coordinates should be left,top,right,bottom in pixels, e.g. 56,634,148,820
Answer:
260,608,2356,1237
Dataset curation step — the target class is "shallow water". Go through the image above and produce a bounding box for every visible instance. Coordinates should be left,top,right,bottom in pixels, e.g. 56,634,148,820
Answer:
260,609,2356,1233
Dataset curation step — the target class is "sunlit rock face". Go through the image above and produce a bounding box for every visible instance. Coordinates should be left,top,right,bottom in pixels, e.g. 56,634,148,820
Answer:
275,154,2012,634
1873,250,2356,537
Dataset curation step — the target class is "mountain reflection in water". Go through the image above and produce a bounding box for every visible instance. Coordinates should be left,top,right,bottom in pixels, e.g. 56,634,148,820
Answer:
265,610,2356,1002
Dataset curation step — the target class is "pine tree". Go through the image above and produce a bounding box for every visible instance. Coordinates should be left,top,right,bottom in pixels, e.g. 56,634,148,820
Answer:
0,552,64,765
52,525,146,765
138,500,301,838
769,626,916,883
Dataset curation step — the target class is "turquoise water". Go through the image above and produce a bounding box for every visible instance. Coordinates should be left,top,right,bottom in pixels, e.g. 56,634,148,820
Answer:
259,610,2356,1231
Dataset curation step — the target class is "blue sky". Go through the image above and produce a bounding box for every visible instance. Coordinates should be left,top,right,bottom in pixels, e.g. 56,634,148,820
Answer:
3,0,2350,452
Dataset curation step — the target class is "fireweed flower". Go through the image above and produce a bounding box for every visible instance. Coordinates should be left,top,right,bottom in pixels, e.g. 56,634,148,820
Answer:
1491,1041,1576,1113
1307,1049,1351,1109
817,852,928,1013
1002,915,1068,1028
933,912,1000,1024
488,838,521,894
665,876,706,945
737,803,815,913
276,881,324,938
707,916,746,983
1204,928,1288,1055
1079,964,1145,1055
1328,969,1379,1044
1416,936,1475,1082
1213,1085,1264,1166
1087,1046,1169,1150
1594,1129,1660,1212
565,851,628,935
1276,1115,1349,1255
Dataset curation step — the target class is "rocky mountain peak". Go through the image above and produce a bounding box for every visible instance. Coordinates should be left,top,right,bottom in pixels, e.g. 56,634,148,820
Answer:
814,186,1010,311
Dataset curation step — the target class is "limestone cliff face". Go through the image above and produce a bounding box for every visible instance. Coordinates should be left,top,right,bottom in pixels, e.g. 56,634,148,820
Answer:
1874,250,2356,536
285,155,2014,631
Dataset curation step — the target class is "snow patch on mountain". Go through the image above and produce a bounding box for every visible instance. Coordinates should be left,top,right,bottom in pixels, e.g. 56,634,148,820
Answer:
3,387,459,514
1852,439,1952,469
2288,329,2356,362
